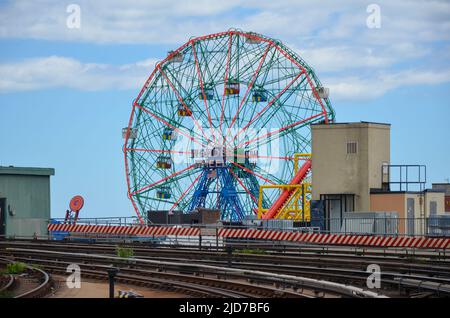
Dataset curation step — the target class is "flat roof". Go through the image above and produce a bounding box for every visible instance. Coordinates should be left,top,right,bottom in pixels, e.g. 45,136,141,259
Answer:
312,121,391,127
370,188,445,194
0,166,55,176
432,183,450,195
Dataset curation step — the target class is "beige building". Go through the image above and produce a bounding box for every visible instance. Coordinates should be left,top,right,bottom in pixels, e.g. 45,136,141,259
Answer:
311,122,390,219
370,190,446,235
432,183,450,212
311,121,447,235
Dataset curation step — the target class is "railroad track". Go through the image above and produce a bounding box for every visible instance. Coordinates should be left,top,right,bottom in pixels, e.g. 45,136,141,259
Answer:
1,248,384,298
45,263,308,298
0,257,51,298
1,240,449,297
1,239,448,262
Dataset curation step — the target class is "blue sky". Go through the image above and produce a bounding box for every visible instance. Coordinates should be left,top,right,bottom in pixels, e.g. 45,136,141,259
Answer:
0,0,449,218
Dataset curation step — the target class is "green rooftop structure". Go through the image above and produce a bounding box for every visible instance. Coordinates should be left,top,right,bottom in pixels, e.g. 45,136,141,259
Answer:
0,166,54,238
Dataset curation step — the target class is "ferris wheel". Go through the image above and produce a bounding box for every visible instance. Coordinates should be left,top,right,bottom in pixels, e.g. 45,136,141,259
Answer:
124,30,334,224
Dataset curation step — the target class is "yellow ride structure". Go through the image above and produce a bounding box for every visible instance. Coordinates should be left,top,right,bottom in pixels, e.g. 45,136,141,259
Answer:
257,153,311,221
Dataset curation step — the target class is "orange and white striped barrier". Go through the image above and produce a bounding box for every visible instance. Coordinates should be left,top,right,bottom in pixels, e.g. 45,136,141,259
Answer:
48,223,200,237
48,223,450,249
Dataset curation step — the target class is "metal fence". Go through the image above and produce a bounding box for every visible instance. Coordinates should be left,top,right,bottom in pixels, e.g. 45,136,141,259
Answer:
51,217,140,226
314,216,450,237
50,215,450,238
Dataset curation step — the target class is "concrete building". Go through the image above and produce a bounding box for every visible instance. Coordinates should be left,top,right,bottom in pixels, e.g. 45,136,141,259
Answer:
311,122,447,235
432,183,450,212
311,122,390,220
0,166,54,237
370,189,446,235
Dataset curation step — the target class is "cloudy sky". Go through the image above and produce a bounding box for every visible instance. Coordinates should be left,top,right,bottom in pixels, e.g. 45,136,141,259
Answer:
0,0,449,218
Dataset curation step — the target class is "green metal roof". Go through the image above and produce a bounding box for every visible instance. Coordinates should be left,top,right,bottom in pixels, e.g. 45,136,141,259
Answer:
0,166,55,176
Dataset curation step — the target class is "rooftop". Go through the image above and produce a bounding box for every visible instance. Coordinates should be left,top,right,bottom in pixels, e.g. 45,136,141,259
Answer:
312,121,391,128
432,183,450,195
0,166,55,176
370,188,446,194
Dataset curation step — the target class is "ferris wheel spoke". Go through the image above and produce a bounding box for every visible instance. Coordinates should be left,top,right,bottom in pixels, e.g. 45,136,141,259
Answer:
245,75,309,131
135,102,205,147
201,36,236,133
273,45,329,121
168,171,203,212
235,50,278,129
131,164,197,196
191,41,214,138
219,33,233,135
252,165,286,185
229,161,276,185
228,168,258,205
125,148,191,155
162,67,210,123
157,66,211,143
230,71,304,147
236,112,325,149
228,44,272,136
224,151,294,161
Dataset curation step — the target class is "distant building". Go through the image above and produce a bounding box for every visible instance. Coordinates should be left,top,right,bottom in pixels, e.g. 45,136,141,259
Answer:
0,166,54,238
311,122,447,235
432,183,450,212
370,189,445,235
311,122,391,217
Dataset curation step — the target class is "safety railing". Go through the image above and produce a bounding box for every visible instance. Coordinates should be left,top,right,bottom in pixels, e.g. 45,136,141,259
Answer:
314,216,450,237
47,215,450,238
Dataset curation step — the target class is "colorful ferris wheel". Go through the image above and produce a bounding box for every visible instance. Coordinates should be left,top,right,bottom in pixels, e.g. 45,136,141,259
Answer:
124,30,334,224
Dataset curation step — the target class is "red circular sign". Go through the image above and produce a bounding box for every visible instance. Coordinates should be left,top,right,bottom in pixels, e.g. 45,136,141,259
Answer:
69,195,84,211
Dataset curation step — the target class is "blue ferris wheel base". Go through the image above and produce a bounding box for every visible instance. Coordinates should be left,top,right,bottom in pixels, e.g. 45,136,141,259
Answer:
188,166,245,221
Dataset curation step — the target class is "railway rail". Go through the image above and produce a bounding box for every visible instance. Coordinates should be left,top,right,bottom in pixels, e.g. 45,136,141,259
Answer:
2,240,449,279
1,247,384,298
1,239,449,298
0,257,51,298
2,238,448,260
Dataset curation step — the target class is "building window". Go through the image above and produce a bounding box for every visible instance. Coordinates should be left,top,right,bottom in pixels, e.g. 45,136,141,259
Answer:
346,141,357,154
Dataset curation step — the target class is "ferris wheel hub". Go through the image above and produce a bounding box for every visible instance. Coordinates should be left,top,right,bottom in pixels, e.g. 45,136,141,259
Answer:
193,143,226,168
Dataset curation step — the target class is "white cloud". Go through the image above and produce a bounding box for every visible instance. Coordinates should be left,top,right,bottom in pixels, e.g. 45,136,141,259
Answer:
0,0,449,100
298,46,393,72
0,56,157,93
325,68,450,101
1,54,449,102
1,0,449,45
294,42,431,73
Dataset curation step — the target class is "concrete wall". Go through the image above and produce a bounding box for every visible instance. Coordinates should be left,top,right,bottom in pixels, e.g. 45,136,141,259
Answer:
370,193,406,234
370,193,406,217
424,191,445,216
312,122,390,211
431,184,450,212
370,191,446,235
0,169,53,237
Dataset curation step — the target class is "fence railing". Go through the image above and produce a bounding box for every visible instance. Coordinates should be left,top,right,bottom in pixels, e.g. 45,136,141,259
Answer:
50,215,450,238
313,216,450,237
